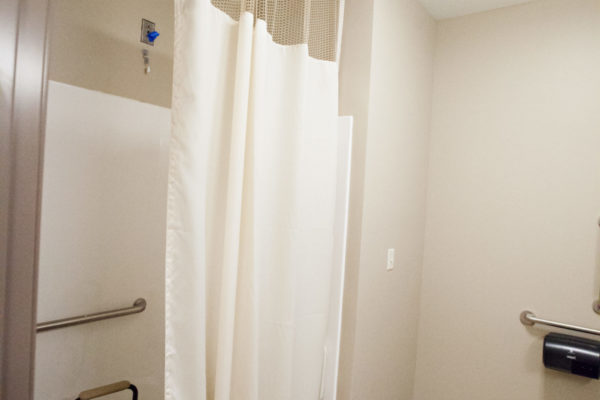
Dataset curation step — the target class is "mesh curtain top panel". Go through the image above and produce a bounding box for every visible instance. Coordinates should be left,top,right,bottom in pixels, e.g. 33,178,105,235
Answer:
211,0,340,61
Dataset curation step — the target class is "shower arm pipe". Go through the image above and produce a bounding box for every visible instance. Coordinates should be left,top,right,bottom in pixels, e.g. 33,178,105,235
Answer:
36,298,146,333
520,310,600,337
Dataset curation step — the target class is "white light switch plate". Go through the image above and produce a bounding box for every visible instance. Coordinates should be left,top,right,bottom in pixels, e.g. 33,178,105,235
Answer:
387,248,395,271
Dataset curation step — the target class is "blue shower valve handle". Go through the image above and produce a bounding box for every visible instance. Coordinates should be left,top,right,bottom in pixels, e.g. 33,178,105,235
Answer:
147,30,160,43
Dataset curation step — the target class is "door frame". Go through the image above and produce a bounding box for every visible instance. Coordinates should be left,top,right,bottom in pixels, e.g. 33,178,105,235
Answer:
1,0,49,398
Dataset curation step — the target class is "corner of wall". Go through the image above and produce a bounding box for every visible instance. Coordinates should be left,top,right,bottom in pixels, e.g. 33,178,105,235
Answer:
336,0,376,398
338,0,437,398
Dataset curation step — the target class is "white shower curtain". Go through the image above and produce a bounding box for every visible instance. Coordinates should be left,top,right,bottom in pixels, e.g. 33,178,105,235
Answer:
166,1,342,399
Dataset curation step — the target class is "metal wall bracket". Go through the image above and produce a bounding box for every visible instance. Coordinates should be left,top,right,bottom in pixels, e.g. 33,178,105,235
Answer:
140,19,156,46
593,300,600,315
593,217,600,314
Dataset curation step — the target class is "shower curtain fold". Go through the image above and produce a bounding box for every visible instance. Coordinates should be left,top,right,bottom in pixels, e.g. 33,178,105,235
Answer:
166,1,341,399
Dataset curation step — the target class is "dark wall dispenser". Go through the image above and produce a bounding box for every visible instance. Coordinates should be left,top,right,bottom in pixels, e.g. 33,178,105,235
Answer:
543,333,600,379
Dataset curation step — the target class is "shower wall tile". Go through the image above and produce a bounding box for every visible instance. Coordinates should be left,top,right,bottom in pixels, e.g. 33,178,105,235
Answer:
35,81,170,400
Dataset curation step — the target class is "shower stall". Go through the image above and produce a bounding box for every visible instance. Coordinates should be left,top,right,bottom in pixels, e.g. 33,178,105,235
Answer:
2,0,600,400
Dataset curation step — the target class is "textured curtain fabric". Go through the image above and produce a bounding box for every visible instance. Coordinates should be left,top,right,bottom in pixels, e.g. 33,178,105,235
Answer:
165,1,341,399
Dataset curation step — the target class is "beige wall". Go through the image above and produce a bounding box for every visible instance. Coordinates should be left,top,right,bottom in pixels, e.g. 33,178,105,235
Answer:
414,0,600,399
48,0,173,108
338,0,436,398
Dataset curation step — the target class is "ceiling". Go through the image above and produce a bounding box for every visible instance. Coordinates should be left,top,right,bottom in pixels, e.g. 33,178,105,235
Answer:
417,0,536,20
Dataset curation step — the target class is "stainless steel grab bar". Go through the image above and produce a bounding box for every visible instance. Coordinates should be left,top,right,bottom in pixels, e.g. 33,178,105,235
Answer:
36,298,146,332
77,380,138,400
520,310,600,337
